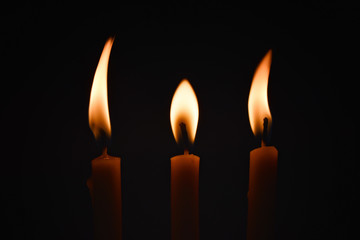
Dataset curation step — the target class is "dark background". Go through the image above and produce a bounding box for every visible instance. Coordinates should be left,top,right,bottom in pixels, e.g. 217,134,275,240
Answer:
1,2,358,240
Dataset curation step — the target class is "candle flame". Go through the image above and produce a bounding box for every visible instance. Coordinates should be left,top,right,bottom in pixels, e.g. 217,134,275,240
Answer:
88,37,114,139
170,79,199,145
248,50,272,137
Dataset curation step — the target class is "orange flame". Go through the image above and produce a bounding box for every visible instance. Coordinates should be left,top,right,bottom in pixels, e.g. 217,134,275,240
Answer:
248,50,272,137
170,79,199,144
88,37,114,139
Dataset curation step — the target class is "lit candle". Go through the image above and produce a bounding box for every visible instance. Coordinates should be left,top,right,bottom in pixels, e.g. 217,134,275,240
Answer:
170,79,200,240
247,50,278,240
87,37,122,240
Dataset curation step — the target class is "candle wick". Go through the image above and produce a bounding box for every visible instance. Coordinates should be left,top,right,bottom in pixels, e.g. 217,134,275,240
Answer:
184,149,189,155
97,129,110,154
262,117,268,147
102,147,108,156
179,122,190,152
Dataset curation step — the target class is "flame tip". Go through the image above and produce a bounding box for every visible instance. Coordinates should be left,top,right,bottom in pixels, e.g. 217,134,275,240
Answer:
108,36,115,43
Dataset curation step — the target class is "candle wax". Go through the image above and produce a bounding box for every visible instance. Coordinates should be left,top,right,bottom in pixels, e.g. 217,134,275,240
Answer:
88,151,122,240
247,146,278,240
171,153,200,240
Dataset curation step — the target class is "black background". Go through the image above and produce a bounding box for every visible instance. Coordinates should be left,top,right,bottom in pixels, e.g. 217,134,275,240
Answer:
1,2,358,240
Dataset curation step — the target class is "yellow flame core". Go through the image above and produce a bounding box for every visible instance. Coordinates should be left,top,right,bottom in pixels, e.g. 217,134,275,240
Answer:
88,38,114,139
170,79,199,144
248,50,272,137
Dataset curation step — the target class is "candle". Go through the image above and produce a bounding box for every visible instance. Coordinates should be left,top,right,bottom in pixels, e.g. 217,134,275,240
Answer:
247,50,278,240
88,149,122,240
87,37,122,240
170,79,200,240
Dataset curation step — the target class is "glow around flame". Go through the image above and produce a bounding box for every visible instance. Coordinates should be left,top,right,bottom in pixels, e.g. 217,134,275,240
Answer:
248,50,272,137
170,79,199,144
88,37,114,139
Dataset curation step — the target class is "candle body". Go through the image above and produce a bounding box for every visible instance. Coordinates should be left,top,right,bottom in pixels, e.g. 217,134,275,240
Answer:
88,153,122,240
247,146,278,240
171,154,200,240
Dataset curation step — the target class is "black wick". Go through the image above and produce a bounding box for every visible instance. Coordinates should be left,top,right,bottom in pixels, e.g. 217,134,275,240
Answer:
262,117,268,147
97,129,110,154
179,122,190,153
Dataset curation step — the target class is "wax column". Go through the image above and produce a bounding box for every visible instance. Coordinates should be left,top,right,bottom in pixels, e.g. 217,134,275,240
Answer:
247,50,278,240
87,37,122,240
170,79,200,240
